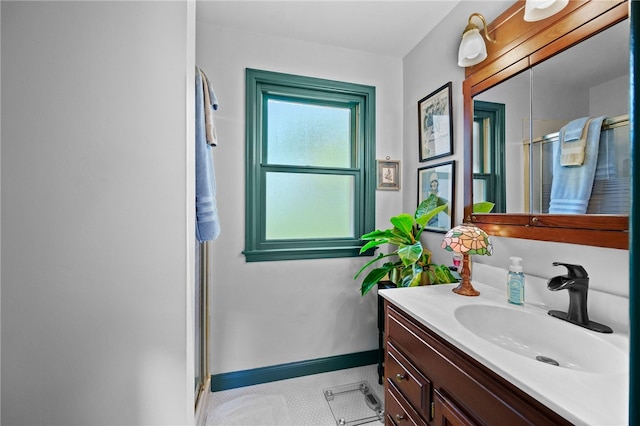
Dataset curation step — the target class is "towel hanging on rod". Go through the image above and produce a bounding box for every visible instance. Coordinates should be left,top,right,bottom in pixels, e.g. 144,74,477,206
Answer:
199,68,219,146
195,67,220,242
549,116,605,214
559,117,592,166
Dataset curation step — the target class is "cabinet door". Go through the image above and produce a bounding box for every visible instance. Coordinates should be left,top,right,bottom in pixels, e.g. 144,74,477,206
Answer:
433,390,475,426
386,382,427,426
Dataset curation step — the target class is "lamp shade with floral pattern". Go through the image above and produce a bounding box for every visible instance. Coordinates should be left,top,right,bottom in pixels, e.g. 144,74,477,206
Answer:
441,224,492,296
441,223,493,256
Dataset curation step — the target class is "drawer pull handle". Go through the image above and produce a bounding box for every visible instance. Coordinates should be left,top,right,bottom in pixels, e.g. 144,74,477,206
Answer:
395,413,406,422
395,373,406,382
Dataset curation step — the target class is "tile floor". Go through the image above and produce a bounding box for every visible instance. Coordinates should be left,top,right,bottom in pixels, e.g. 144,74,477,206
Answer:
205,364,385,426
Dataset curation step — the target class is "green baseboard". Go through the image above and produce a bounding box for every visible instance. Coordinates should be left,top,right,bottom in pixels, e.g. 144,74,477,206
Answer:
210,350,378,392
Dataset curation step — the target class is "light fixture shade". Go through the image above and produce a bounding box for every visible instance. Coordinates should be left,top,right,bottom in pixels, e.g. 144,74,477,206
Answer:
441,224,493,256
457,29,487,67
524,0,569,22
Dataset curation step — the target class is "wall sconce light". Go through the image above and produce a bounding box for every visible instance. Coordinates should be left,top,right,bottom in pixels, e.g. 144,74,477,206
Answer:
457,13,495,68
524,0,569,22
441,223,493,296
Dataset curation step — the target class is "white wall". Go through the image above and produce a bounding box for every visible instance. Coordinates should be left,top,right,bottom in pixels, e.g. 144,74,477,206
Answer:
1,2,195,424
403,0,509,265
590,75,629,117
404,1,629,300
196,19,403,374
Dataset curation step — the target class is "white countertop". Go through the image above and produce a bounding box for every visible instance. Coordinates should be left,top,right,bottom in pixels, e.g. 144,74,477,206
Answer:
379,282,629,426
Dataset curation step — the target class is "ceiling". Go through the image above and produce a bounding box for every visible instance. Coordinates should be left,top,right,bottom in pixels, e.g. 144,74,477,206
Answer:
196,1,462,58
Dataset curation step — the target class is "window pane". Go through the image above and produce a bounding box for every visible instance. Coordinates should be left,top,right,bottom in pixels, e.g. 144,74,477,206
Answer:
265,172,354,239
481,118,492,172
473,117,493,173
473,121,481,173
267,99,351,168
473,179,488,204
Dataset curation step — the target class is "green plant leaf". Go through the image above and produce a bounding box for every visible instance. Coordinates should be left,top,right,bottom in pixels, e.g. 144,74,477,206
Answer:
399,274,413,288
415,202,448,227
388,228,412,246
397,242,422,266
389,214,415,241
393,266,411,287
473,201,496,213
440,266,459,283
422,249,432,265
353,252,395,279
433,265,448,283
359,240,387,254
426,268,436,284
360,229,395,241
360,266,392,296
408,270,423,287
427,264,459,284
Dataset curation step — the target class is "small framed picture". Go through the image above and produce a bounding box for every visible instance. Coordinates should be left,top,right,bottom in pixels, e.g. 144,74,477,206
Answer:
377,160,401,190
418,82,453,162
417,161,455,233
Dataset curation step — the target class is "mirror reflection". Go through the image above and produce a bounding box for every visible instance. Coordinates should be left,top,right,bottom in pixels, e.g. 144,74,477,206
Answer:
473,70,529,213
472,19,629,215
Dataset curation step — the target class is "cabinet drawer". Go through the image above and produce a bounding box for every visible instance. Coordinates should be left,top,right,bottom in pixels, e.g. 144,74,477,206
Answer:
385,381,427,426
386,342,432,421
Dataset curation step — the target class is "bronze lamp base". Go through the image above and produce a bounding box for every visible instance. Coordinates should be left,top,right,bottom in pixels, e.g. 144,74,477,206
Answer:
451,254,480,296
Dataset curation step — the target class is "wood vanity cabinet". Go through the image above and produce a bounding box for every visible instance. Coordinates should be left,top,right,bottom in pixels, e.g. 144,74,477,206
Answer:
383,301,572,426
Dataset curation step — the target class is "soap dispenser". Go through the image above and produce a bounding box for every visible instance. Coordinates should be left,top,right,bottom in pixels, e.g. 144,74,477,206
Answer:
507,257,525,305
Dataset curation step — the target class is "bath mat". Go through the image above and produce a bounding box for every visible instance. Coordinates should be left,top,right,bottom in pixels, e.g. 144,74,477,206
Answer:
206,394,293,426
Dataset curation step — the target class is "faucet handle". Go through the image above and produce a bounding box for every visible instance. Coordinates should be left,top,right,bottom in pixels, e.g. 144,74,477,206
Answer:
552,262,588,279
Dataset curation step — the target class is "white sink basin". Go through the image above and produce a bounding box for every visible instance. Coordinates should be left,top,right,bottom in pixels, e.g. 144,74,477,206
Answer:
454,304,626,373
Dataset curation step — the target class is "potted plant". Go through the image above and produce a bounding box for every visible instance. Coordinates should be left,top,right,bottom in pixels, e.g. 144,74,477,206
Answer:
354,199,459,296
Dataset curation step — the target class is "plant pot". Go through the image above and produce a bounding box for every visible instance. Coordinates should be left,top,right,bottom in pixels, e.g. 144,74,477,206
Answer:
377,281,397,291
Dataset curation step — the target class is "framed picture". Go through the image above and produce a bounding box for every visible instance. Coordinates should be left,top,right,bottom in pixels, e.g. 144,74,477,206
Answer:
418,82,453,161
417,161,455,233
377,159,401,190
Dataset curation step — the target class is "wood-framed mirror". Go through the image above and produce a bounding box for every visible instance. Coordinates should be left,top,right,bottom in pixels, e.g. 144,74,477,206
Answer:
463,0,629,249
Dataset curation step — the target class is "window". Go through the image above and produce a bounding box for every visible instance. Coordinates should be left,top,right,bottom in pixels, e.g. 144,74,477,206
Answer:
473,100,505,213
244,69,376,262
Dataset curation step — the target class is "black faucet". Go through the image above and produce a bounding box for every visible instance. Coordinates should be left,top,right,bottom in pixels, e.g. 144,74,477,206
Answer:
546,262,613,333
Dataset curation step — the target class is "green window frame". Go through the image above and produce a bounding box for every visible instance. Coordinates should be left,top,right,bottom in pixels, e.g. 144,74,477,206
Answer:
244,68,376,262
473,100,506,213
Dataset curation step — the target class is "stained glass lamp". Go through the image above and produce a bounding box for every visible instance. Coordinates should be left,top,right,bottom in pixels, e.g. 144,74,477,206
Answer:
441,224,493,296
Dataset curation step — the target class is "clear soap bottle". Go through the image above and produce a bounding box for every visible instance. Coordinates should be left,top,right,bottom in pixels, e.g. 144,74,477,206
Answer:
507,256,525,305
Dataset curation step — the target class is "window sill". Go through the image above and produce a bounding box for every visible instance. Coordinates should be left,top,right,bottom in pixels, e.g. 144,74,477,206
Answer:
243,246,372,262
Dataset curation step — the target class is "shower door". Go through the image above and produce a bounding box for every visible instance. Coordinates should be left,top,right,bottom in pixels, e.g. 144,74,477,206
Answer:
194,241,210,410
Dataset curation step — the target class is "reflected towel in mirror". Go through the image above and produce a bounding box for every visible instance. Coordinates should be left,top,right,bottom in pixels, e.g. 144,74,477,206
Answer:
549,116,605,214
594,128,617,180
560,117,592,166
